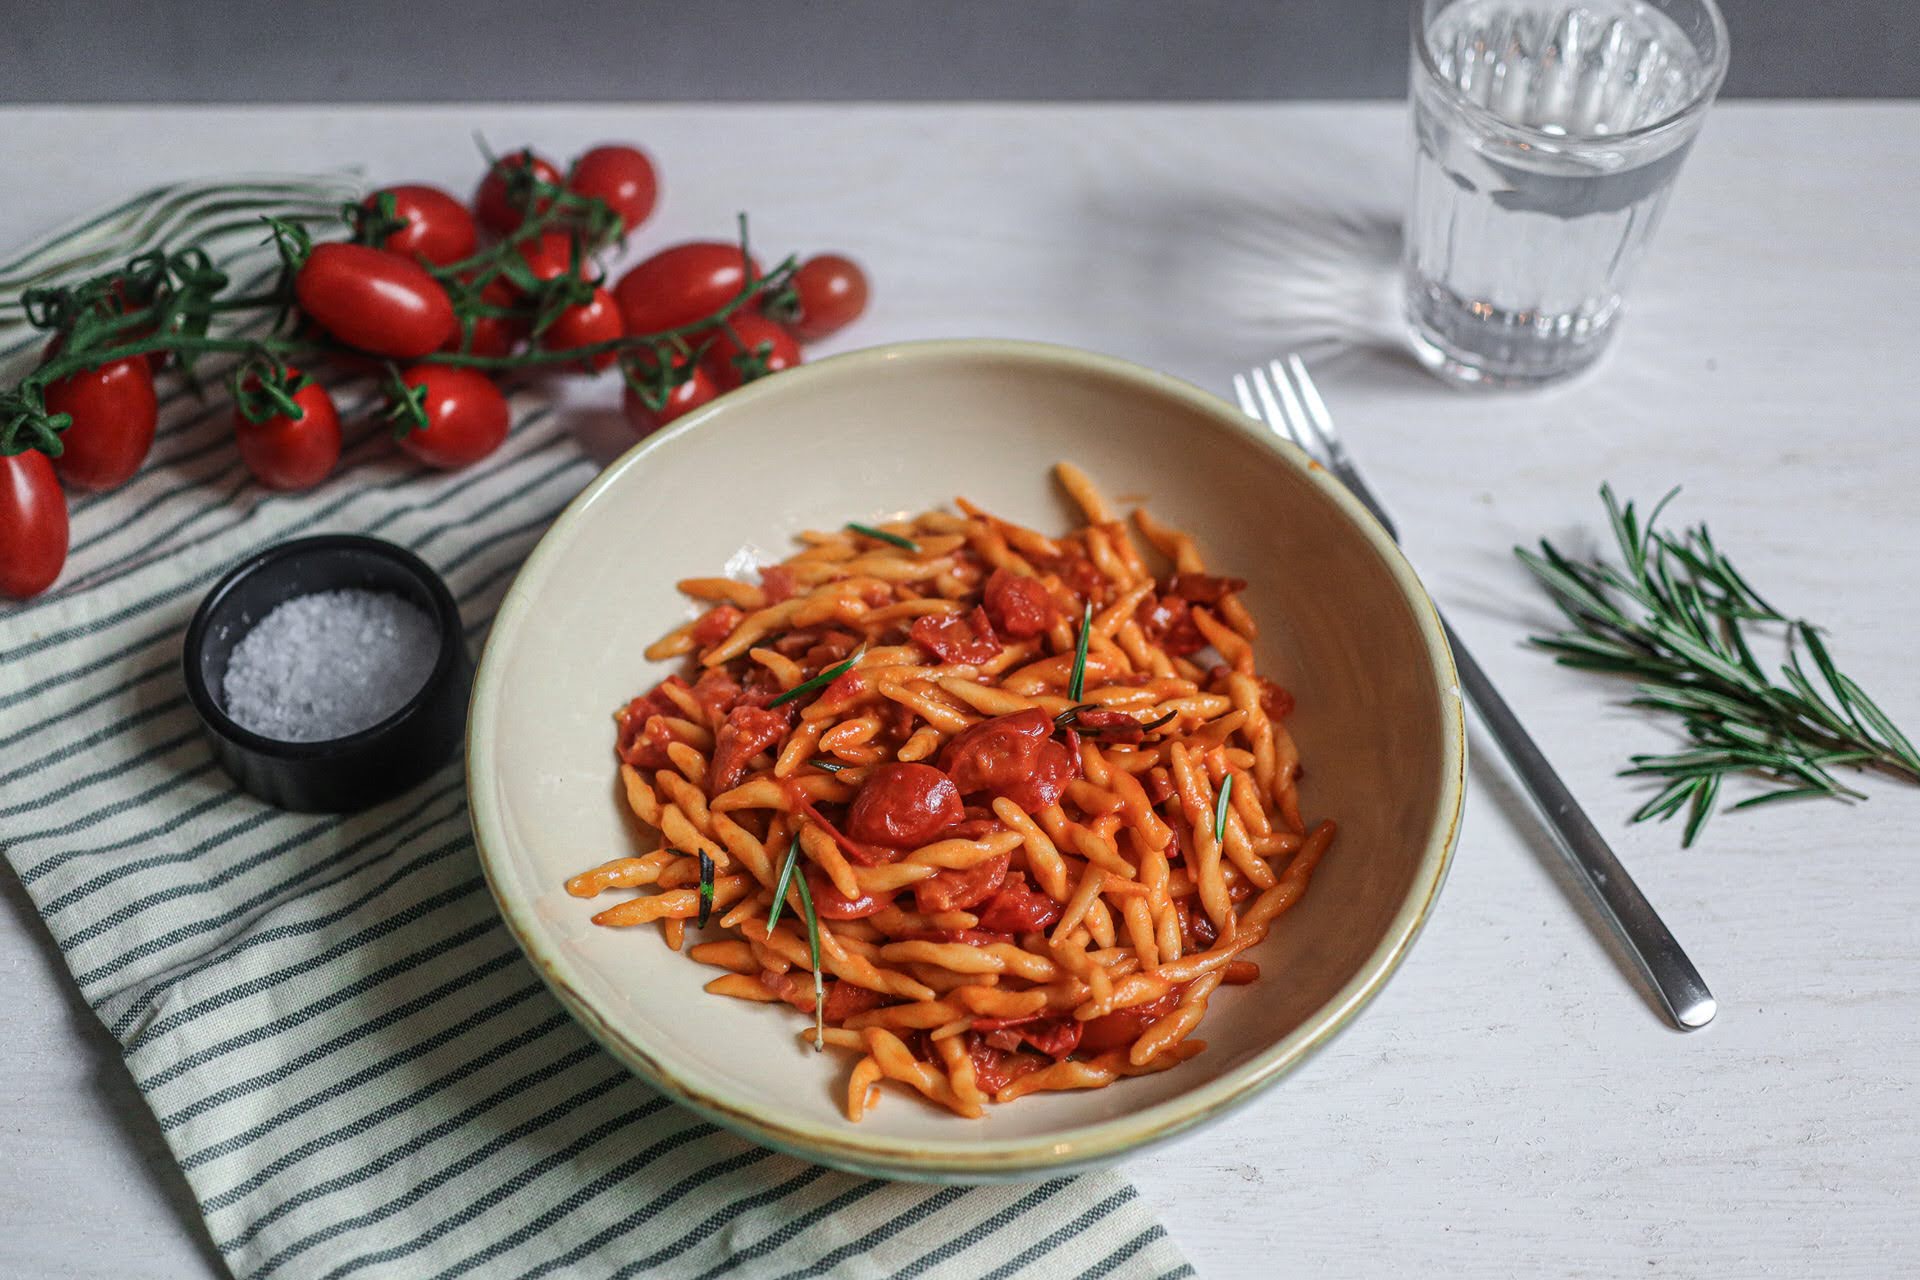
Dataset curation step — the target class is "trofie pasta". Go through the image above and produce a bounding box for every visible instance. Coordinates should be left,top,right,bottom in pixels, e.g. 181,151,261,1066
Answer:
567,463,1335,1120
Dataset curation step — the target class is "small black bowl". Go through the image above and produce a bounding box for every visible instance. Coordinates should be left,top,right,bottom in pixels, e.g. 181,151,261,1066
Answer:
183,534,473,813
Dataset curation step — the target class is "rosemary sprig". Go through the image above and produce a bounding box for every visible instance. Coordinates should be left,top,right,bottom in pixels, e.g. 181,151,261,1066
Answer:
1067,601,1092,703
765,832,803,933
1518,485,1920,845
806,758,848,773
1213,774,1234,845
695,851,715,928
846,521,918,553
767,647,865,709
793,866,826,1051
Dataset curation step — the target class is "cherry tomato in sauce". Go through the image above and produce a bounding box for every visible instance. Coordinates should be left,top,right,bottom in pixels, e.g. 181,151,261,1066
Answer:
806,868,892,921
0,450,67,599
541,286,623,371
367,184,477,267
974,875,1063,935
844,762,964,848
394,365,509,469
968,1038,1047,1095
787,253,869,341
1135,590,1207,658
566,144,659,233
700,313,800,391
910,605,1001,665
295,243,457,359
912,850,1011,914
42,355,158,491
939,709,1080,814
474,151,561,234
982,567,1057,638
709,704,792,795
822,978,890,1022
1077,987,1185,1058
233,370,340,491
614,241,761,338
1164,572,1248,605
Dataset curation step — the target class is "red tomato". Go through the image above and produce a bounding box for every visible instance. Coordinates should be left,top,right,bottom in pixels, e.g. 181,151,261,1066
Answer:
394,365,509,470
613,242,761,338
912,850,1011,914
1164,572,1248,605
806,868,891,921
709,704,792,795
234,373,341,491
1135,591,1207,658
295,244,457,359
910,605,1001,664
700,314,801,391
983,567,1057,638
821,978,890,1022
788,254,869,341
515,231,587,289
1077,988,1185,1057
621,358,717,437
43,356,158,491
968,1038,1047,1095
567,144,658,233
0,450,68,599
445,275,525,358
473,151,561,234
844,763,965,848
541,287,623,371
974,876,1063,935
367,185,477,267
939,709,1080,814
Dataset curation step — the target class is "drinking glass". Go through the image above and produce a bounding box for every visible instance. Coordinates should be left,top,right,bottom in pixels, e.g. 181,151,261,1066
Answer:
1403,0,1729,387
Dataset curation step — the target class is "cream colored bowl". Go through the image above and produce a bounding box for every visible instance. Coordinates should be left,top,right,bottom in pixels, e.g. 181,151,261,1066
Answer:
468,339,1465,1182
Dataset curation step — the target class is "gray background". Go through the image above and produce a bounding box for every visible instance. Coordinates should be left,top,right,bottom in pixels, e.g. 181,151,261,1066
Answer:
4,0,1914,101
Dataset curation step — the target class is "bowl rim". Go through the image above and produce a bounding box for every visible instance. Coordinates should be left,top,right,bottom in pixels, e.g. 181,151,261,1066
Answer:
467,337,1467,1179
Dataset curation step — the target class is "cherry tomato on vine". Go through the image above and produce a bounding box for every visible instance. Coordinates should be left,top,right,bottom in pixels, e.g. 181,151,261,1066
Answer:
613,242,761,339
366,184,478,267
474,151,561,234
0,449,68,599
566,144,658,233
515,231,589,290
394,365,509,470
541,287,623,371
787,254,870,341
445,274,525,359
234,372,341,491
295,243,457,359
700,313,801,390
620,354,717,437
42,356,158,491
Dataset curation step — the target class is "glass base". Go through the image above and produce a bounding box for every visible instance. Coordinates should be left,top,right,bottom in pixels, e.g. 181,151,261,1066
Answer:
1404,277,1619,390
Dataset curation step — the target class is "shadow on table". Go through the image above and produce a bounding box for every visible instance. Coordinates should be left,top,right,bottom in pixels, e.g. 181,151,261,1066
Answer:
1463,720,1694,1031
0,868,230,1278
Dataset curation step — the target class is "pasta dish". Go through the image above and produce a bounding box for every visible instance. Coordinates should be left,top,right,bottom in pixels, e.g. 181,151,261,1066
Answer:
567,463,1334,1120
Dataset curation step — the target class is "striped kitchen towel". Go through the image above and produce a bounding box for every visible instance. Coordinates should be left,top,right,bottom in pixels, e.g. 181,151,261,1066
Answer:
0,377,1194,1280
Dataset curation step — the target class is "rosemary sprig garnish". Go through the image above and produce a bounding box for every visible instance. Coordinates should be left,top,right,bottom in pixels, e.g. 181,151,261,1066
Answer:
846,521,919,553
695,851,715,928
1212,774,1233,845
1067,601,1092,703
766,831,803,932
1518,485,1920,845
793,866,826,1051
806,758,848,773
767,647,865,709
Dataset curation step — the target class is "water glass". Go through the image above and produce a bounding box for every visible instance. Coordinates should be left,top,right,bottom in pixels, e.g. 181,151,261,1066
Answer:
1403,0,1729,387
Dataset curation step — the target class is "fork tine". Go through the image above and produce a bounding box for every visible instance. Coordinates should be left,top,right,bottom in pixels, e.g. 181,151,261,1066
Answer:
1248,364,1302,450
1231,372,1259,420
1267,359,1330,461
1285,354,1341,449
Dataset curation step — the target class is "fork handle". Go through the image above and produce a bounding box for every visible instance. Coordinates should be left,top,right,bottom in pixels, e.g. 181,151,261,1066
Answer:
1441,616,1717,1029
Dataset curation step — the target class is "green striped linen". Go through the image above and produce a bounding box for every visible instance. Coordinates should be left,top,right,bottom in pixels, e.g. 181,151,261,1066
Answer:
0,382,1194,1280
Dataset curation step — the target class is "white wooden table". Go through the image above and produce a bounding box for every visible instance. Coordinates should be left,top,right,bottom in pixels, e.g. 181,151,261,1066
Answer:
3,103,1916,1279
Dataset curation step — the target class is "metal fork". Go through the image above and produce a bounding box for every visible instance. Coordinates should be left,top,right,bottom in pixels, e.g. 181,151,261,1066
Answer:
1235,355,1716,1030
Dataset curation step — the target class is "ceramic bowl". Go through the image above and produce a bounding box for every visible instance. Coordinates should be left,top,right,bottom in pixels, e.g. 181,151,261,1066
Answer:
468,339,1465,1181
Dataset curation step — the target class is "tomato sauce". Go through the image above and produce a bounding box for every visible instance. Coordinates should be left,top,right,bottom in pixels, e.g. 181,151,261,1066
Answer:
938,709,1081,814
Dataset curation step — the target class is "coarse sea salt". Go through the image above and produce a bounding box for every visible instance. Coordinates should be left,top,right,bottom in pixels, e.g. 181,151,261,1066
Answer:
222,589,440,742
